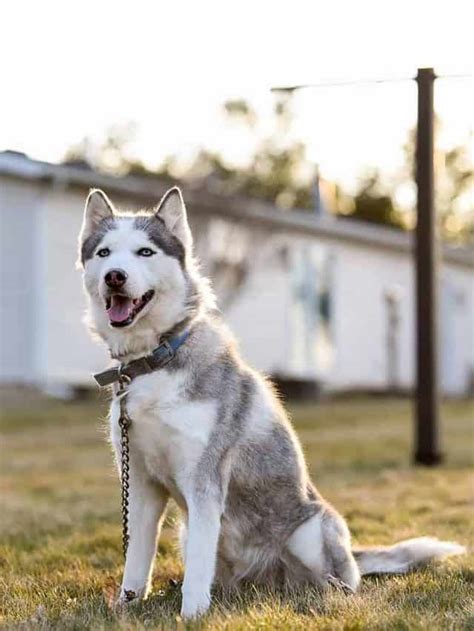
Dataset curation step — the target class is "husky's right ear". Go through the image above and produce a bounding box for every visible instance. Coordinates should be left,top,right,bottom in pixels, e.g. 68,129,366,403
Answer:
155,187,192,250
79,189,115,243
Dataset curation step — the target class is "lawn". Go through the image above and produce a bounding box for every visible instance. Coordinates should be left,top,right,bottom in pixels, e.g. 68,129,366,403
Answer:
1,393,473,630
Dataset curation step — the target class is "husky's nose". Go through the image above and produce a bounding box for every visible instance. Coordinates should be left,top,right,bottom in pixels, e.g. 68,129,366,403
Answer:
104,269,128,288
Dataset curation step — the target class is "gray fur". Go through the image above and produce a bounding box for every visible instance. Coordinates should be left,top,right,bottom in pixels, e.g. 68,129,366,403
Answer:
134,215,185,264
80,204,184,266
80,216,117,264
80,188,465,615
352,537,466,575
161,318,324,586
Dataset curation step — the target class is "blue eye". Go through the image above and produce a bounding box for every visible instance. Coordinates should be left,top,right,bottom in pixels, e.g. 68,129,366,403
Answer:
97,248,110,258
137,248,155,257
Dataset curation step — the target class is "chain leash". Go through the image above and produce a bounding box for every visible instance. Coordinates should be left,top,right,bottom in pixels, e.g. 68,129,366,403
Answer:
92,330,190,590
117,376,132,558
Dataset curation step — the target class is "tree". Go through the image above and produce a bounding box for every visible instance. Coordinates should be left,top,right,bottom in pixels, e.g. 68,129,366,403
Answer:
170,96,317,210
400,125,474,244
63,97,318,211
346,170,405,229
64,122,143,175
63,99,472,242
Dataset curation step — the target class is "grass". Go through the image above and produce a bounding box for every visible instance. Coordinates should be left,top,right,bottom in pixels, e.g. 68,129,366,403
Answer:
1,393,473,630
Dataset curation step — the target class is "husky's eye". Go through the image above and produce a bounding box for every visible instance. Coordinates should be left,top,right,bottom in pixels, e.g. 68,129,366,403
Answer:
137,248,155,257
97,248,110,258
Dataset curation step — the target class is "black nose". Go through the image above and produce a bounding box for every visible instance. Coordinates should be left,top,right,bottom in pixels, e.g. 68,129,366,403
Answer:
105,269,128,288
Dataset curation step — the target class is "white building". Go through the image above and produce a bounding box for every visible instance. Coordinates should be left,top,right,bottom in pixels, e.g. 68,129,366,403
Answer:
1,152,473,395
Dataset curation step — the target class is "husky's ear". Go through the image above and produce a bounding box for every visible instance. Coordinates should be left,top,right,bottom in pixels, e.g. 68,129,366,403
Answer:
80,189,115,243
155,187,192,250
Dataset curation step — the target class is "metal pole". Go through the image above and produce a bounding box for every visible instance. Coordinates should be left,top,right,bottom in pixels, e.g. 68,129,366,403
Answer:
414,67,442,465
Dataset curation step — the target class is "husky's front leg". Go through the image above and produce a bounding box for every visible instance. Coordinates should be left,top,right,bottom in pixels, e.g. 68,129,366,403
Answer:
180,493,222,619
119,472,169,603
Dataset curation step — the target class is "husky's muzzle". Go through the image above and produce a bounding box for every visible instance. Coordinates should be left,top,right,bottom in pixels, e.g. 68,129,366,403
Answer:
105,290,155,327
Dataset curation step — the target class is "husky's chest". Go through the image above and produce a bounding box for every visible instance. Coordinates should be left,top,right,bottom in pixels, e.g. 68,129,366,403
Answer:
109,369,217,502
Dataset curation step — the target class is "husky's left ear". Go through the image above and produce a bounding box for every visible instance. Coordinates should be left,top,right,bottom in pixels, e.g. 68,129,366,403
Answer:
155,187,192,250
80,189,115,243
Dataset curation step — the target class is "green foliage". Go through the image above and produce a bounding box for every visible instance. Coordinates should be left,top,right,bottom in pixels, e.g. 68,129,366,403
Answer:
63,98,318,210
161,97,317,210
64,122,140,175
63,99,473,241
348,171,405,229
402,125,474,243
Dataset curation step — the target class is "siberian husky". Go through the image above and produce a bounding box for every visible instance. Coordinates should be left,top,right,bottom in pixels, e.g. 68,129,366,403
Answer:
79,187,465,618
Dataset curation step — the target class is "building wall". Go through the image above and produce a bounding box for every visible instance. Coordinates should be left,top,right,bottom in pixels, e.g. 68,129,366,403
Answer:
321,240,472,395
41,187,109,385
330,242,415,391
440,265,474,394
224,239,292,375
0,178,43,382
0,175,472,395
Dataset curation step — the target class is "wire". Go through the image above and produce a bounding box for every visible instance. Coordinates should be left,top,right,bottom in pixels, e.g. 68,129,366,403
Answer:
271,73,472,92
437,73,473,80
272,77,412,91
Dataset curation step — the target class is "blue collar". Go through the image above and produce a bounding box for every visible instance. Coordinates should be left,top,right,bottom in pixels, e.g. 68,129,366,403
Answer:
93,329,190,388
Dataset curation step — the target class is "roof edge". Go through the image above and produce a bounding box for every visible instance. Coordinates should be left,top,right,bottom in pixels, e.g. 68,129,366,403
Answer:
1,151,472,268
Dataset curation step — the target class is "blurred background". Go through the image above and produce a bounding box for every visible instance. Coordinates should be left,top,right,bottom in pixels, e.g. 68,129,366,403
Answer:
0,2,473,627
0,2,472,399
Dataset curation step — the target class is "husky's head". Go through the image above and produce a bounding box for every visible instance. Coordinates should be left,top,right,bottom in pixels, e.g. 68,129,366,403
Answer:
78,187,208,357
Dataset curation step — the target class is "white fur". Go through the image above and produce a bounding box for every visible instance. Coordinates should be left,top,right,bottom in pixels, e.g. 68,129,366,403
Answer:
80,188,466,619
288,513,361,591
84,220,188,359
354,537,467,575
155,187,193,251
80,191,225,616
111,371,218,498
110,368,221,615
287,515,327,583
79,189,114,243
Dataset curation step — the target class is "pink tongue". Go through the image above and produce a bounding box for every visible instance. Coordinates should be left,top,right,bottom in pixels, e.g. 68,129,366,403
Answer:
107,296,134,323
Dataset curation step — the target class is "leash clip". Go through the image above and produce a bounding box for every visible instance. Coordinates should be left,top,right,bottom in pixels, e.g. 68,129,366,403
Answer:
117,367,131,391
117,369,132,429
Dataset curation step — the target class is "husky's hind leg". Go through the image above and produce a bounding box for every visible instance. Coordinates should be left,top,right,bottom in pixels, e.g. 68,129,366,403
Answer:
287,510,360,592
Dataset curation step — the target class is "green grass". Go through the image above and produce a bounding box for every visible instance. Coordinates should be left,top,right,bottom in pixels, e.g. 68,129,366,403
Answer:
1,394,473,630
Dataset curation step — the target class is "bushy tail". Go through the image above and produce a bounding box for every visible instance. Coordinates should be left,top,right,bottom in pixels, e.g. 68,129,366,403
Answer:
353,537,465,575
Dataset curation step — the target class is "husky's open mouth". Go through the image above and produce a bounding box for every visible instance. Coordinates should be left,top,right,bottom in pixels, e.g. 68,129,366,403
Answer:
105,290,155,327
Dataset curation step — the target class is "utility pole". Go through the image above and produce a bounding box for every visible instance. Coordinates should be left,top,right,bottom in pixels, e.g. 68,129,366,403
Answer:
414,67,442,465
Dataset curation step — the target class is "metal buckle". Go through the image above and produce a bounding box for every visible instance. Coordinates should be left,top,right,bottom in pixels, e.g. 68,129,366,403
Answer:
92,367,120,387
152,340,175,368
117,367,132,393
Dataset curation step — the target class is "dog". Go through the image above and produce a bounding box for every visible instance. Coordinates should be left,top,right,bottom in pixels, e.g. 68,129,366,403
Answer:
78,187,465,619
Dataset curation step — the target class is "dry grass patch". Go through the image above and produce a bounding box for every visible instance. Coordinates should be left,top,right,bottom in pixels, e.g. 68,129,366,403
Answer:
1,395,472,629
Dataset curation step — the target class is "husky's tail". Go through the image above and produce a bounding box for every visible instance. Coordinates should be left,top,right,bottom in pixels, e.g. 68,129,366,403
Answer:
353,537,465,575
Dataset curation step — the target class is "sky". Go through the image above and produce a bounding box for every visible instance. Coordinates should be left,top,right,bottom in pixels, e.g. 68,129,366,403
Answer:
1,0,472,193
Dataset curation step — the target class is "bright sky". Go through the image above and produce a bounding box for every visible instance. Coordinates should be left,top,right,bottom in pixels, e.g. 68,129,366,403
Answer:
1,0,472,192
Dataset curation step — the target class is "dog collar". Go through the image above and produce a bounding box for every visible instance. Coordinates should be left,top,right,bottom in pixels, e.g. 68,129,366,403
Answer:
92,329,190,387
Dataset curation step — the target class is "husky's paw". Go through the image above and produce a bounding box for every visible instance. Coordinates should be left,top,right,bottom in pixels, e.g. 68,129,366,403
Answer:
327,574,356,595
180,589,211,619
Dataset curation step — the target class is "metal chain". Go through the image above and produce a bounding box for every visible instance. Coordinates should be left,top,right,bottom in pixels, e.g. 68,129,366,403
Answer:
117,379,132,558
